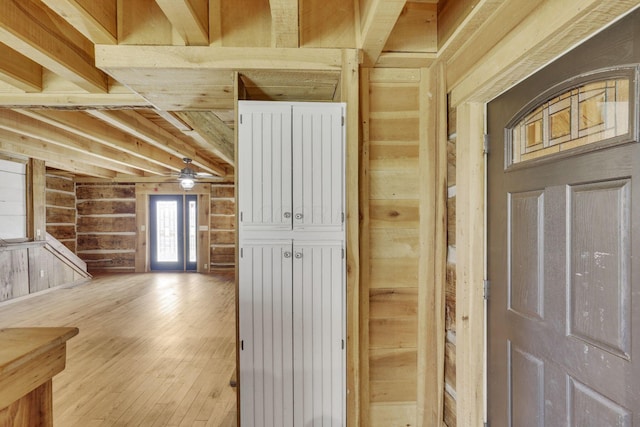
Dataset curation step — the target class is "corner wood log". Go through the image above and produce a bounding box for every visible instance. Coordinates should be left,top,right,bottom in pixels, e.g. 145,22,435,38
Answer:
77,200,135,215
76,185,135,200
77,234,136,251
77,216,136,233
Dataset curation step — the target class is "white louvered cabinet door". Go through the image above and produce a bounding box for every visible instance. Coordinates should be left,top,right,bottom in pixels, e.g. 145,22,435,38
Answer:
292,241,345,426
239,241,294,427
238,102,293,231
292,104,345,232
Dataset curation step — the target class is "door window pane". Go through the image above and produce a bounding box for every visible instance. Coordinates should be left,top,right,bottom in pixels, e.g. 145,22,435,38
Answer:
511,77,632,165
156,200,178,262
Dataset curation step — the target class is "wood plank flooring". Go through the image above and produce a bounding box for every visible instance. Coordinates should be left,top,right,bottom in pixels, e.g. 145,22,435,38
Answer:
0,272,237,426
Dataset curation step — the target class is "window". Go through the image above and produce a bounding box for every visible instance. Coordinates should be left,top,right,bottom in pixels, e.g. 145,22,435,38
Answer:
0,158,27,240
509,70,636,166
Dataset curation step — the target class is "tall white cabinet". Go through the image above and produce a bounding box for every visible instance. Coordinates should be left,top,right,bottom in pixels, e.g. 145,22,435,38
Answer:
238,101,346,426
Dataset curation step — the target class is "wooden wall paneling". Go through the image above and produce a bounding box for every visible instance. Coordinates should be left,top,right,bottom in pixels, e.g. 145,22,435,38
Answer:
455,102,485,427
299,0,355,48
369,199,419,228
370,402,417,427
369,258,418,289
341,48,360,427
220,0,271,47
0,249,29,301
367,66,422,424
383,2,437,54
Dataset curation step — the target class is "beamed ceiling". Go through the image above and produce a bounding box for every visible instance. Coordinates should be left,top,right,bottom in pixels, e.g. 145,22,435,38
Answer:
0,0,637,182
0,0,438,181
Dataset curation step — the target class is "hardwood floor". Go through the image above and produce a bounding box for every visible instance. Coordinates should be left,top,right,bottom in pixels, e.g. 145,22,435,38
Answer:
0,272,237,426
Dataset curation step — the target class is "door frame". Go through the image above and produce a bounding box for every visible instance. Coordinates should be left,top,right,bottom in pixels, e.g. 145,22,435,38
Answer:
134,182,211,273
449,7,640,426
149,193,198,271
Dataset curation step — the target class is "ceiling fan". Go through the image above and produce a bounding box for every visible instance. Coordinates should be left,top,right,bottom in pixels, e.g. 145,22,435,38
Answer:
177,157,218,190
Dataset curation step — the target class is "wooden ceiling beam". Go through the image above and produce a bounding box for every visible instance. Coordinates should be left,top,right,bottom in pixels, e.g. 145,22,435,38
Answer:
0,0,108,93
0,110,163,176
175,111,235,167
0,43,42,92
269,0,299,48
0,128,117,179
40,0,117,44
359,0,408,67
86,110,227,176
0,92,149,108
16,109,187,173
96,46,343,71
449,0,640,106
155,0,209,45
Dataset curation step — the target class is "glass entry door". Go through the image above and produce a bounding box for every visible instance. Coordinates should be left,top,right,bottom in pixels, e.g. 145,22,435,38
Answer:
149,194,197,271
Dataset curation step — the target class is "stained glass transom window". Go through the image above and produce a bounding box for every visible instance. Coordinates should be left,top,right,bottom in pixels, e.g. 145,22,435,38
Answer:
511,78,630,164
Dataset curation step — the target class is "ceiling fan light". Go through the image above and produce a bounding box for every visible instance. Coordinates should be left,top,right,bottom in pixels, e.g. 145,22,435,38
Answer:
180,177,195,190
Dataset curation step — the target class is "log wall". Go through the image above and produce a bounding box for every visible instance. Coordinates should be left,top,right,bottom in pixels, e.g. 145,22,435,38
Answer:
45,170,76,252
444,97,457,427
210,184,235,272
76,183,137,273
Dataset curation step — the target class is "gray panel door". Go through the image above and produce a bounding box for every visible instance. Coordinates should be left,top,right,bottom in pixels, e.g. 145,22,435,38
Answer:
487,10,640,426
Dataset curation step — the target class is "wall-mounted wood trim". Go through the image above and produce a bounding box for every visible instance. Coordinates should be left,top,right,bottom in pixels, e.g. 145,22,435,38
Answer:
455,102,485,426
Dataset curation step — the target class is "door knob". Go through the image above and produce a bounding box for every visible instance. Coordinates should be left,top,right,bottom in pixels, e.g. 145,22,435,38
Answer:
295,252,303,259
284,212,292,218
284,251,292,258
294,213,303,220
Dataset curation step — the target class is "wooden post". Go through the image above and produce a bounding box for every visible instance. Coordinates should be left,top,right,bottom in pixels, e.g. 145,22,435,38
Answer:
341,48,360,427
29,159,46,241
135,187,147,273
417,62,448,426
358,66,371,427
455,102,485,427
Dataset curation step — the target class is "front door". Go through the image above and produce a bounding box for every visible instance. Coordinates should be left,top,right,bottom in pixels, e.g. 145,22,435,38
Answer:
487,10,640,425
149,194,197,271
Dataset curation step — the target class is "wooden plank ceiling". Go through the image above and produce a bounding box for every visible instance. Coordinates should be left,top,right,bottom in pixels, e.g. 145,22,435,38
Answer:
0,0,435,181
0,0,635,182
